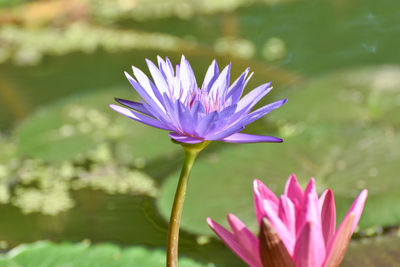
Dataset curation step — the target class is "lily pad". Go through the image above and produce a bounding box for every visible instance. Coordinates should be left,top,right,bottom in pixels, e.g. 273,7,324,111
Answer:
0,241,205,267
158,125,400,235
342,234,400,266
157,66,400,236
15,87,177,163
0,135,16,164
272,65,400,125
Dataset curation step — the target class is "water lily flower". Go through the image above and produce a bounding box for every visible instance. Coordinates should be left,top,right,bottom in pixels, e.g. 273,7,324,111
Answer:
207,174,368,267
110,55,286,144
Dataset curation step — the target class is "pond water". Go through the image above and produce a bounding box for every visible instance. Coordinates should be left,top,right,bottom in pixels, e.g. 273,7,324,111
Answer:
0,0,400,266
1,0,399,129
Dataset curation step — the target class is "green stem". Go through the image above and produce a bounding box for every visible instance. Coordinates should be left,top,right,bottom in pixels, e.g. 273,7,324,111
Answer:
167,141,209,267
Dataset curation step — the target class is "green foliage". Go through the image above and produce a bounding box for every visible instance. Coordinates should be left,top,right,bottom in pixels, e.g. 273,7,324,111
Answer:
0,0,27,8
15,87,177,163
15,89,123,161
0,88,181,215
0,23,196,66
342,234,400,266
0,241,206,267
1,0,399,265
272,66,400,125
158,67,400,235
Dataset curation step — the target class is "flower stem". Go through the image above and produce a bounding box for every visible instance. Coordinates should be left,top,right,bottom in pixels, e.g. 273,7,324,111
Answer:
167,141,209,267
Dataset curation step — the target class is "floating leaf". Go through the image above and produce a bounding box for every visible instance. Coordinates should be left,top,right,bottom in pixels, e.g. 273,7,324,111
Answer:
158,125,400,235
272,65,400,125
0,241,205,267
157,66,400,236
342,234,400,266
15,88,177,163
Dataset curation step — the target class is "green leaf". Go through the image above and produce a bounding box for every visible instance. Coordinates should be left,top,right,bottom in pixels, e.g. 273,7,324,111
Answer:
158,66,400,236
342,234,400,266
272,65,400,125
157,125,400,235
15,88,177,163
0,241,206,267
0,135,16,164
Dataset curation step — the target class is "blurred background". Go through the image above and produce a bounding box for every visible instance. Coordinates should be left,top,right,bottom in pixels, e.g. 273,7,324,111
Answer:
0,0,399,266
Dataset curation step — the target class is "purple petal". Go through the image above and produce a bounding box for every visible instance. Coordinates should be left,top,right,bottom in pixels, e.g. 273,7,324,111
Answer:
162,93,182,130
238,98,288,126
195,110,220,137
169,132,204,144
226,68,250,104
157,56,175,86
206,124,245,141
180,55,198,92
139,99,173,128
115,98,154,117
109,104,171,130
244,71,254,87
131,66,165,109
201,59,219,91
146,58,169,94
236,82,273,113
209,63,231,101
124,71,166,117
176,101,195,135
199,104,238,138
207,98,286,141
190,101,206,127
221,133,283,143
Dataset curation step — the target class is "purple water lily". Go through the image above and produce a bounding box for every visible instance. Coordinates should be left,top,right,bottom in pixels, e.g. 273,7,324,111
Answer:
110,55,287,144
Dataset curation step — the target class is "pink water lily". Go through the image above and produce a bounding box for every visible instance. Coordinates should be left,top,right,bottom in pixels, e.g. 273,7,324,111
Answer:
207,174,368,267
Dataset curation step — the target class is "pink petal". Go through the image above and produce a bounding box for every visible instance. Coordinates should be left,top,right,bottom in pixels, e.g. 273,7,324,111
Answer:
324,213,355,267
259,218,295,267
297,188,321,238
346,189,368,233
318,190,329,211
253,179,279,224
262,199,295,255
278,195,296,238
227,214,262,267
293,222,326,267
284,174,304,208
207,218,262,267
320,189,336,246
304,178,317,199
